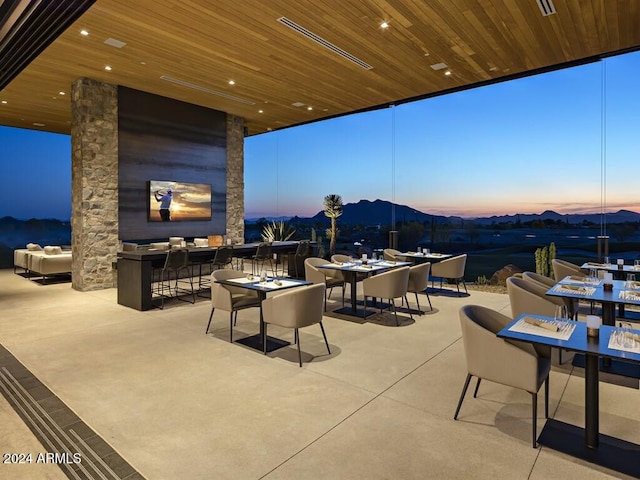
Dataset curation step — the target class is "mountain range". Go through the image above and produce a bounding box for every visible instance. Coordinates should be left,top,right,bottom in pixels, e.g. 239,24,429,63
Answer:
249,199,640,226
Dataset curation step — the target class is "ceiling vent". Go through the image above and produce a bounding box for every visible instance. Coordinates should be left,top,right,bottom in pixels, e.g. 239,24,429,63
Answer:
160,76,256,105
536,0,556,16
0,0,96,91
277,16,373,70
104,37,126,48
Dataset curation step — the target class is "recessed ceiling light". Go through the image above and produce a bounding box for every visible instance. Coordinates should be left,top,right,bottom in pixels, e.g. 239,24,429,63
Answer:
444,70,452,76
489,67,498,72
267,128,273,131
291,102,305,107
307,106,313,111
80,29,89,36
380,22,389,29
228,80,235,85
424,52,430,57
58,91,65,95
258,110,263,113
140,61,146,65
1,100,7,104
104,65,112,71
33,122,45,126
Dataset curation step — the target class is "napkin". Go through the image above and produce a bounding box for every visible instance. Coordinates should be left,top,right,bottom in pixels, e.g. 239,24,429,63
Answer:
624,331,640,342
569,275,587,282
620,291,640,301
558,285,585,292
523,317,559,332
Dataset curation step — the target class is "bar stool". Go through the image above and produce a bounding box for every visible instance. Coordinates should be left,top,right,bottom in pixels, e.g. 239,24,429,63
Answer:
154,248,195,309
251,242,274,276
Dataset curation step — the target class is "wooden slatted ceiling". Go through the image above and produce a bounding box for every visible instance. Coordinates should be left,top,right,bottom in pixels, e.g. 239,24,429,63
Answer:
0,0,639,135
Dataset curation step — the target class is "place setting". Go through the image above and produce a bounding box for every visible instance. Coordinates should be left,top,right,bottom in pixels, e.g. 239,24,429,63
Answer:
508,307,576,341
608,322,640,354
553,283,596,296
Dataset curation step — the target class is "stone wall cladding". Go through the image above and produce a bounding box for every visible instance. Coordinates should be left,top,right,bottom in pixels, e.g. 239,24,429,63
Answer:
71,78,118,291
226,115,245,243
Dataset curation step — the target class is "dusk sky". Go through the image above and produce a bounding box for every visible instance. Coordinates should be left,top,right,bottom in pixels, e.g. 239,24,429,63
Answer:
1,50,638,222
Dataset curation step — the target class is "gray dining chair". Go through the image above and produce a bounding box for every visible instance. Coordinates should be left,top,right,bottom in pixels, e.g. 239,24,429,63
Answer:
261,283,329,367
304,257,345,310
455,305,550,448
362,266,412,325
406,262,433,314
383,248,402,261
430,254,468,296
522,271,577,319
206,269,261,342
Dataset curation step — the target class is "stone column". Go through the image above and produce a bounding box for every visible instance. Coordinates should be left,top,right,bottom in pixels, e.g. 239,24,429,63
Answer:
226,114,245,243
70,78,118,291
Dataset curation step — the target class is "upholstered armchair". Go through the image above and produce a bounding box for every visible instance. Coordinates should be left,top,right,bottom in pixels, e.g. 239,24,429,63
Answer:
552,259,585,282
454,305,550,448
206,269,261,342
383,248,402,261
304,257,345,310
407,262,432,314
261,283,330,367
362,266,412,325
430,254,468,296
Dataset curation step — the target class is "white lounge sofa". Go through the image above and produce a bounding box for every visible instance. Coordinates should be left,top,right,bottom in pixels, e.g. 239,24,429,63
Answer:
14,243,44,274
28,246,72,283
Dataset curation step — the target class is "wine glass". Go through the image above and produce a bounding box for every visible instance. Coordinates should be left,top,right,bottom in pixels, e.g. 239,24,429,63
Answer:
554,305,568,325
620,322,634,348
626,273,636,288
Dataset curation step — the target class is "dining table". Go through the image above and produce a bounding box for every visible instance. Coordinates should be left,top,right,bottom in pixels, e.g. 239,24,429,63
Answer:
215,275,311,352
396,251,452,263
546,275,640,377
498,315,640,478
318,259,411,317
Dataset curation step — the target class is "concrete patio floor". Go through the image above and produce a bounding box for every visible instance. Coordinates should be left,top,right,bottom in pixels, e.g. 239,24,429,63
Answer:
0,268,636,479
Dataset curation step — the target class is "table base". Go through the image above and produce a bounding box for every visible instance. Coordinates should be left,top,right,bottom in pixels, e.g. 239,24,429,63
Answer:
236,334,290,353
572,354,640,379
332,307,377,318
538,419,640,478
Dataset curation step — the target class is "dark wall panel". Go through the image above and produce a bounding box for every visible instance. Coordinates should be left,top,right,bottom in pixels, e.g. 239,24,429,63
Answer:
118,87,227,240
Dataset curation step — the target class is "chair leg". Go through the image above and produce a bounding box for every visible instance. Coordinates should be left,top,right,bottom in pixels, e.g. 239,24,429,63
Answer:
391,299,399,326
229,312,234,343
414,292,422,315
363,296,367,318
454,373,472,420
296,328,302,367
425,290,433,311
294,329,298,345
532,392,538,448
342,284,345,307
324,288,328,312
473,378,481,398
233,310,238,326
319,321,331,354
456,279,461,296
404,295,413,320
462,279,468,294
205,308,215,333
